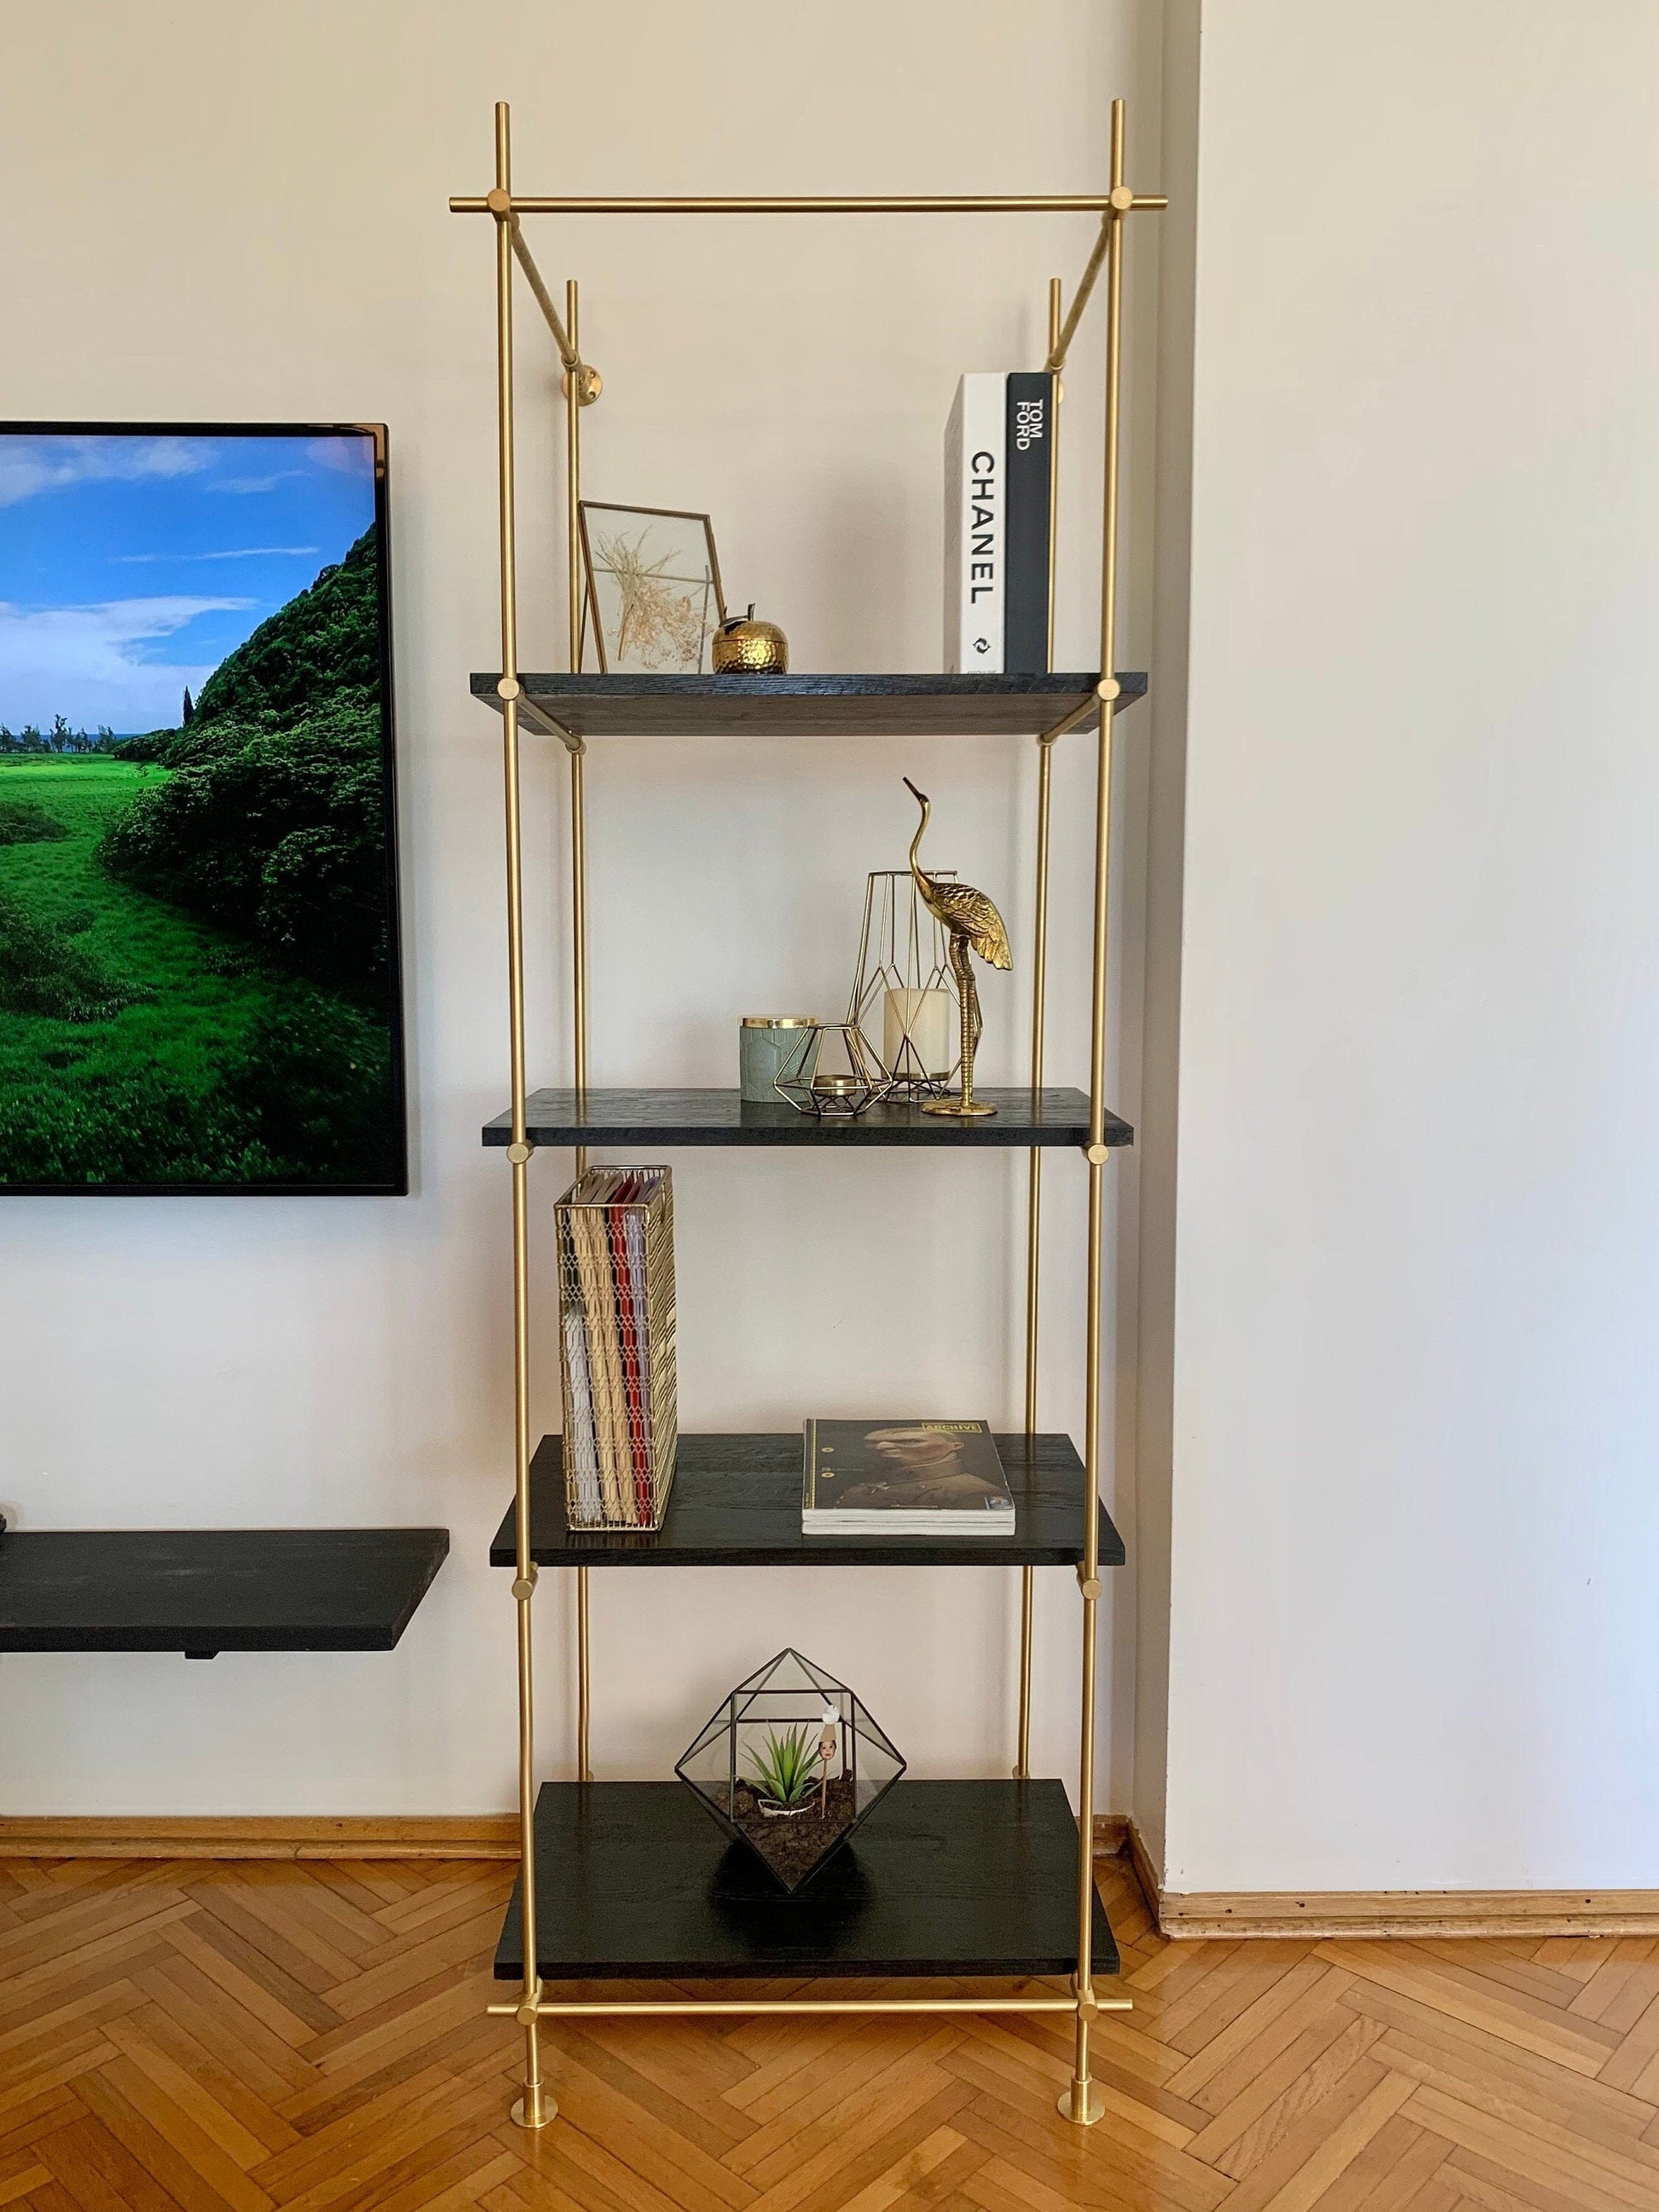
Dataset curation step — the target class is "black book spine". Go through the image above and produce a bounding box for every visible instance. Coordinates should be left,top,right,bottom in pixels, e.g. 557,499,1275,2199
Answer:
1003,373,1055,676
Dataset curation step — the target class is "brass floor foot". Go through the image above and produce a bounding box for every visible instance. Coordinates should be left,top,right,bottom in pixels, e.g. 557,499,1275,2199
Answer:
1057,2078,1107,2126
512,2090,557,2129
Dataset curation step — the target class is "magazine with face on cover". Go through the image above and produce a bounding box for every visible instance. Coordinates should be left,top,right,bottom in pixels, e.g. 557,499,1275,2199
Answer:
802,1419,1014,1532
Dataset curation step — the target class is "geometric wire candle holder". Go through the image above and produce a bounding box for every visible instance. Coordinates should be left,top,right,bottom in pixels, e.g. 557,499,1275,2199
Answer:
675,1649,907,1893
772,1021,893,1119
846,869,961,1099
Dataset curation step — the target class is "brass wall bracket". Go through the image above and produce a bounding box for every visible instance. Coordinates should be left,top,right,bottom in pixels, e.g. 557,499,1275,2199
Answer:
519,696,585,754
562,363,602,406
1037,683,1107,748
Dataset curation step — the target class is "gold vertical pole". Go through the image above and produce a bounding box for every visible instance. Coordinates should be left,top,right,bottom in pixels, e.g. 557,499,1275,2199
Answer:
566,279,583,683
566,277,593,1787
1061,98,1128,2132
491,105,554,2134
1016,277,1065,1782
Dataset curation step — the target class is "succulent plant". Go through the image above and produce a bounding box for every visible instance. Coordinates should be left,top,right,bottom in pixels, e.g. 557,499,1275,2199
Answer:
745,1724,818,1808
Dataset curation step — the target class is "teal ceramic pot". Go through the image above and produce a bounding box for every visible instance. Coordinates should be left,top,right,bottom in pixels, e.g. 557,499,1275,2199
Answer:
740,1018,816,1103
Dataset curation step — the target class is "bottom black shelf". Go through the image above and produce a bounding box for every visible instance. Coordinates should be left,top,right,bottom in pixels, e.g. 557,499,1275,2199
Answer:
495,1778,1116,1982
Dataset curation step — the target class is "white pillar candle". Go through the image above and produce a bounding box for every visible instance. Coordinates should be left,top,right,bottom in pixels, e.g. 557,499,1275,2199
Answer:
883,986,952,1078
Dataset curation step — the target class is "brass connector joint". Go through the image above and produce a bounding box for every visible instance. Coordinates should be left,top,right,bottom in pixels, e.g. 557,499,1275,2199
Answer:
1077,1571,1103,1603
486,187,512,217
562,363,603,407
511,1574,536,1603
506,1140,534,1165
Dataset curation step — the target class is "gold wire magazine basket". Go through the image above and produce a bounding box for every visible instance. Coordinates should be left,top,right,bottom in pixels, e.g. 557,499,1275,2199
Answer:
555,1166,679,1529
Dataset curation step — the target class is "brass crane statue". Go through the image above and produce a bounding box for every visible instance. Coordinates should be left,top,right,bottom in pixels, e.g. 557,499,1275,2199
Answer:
904,777,1012,1117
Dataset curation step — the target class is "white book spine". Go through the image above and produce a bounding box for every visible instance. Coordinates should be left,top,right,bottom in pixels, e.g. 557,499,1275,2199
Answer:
943,373,1006,673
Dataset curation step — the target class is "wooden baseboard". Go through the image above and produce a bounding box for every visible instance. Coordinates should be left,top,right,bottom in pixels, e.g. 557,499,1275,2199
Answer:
1124,1816,1162,1922
26,1813,1654,1936
1094,1817,1659,1939
1090,1812,1128,1857
0,1816,519,1861
29,1809,1127,1866
1155,1887,1659,1940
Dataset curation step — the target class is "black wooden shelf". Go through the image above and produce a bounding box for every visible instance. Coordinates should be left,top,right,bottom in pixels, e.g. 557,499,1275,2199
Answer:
490,1433,1123,1569
483,1086,1130,1151
495,1779,1117,1982
471,670,1147,740
0,1528,448,1656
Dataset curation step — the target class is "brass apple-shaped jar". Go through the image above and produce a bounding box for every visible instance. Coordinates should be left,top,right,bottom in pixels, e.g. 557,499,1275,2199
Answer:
712,604,789,674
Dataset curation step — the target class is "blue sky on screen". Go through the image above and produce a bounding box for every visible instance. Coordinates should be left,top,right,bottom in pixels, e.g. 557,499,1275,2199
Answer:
0,431,376,732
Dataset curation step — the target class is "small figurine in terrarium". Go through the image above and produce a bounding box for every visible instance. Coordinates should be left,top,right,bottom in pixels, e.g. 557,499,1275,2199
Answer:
676,1649,905,1892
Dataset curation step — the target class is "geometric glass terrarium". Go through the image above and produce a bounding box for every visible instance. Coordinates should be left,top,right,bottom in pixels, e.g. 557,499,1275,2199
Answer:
675,1649,906,1893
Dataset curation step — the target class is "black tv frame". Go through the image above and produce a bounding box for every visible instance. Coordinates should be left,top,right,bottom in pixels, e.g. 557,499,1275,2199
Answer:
0,420,408,1198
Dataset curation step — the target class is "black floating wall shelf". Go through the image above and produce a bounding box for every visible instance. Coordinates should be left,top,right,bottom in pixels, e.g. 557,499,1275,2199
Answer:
0,1528,448,1658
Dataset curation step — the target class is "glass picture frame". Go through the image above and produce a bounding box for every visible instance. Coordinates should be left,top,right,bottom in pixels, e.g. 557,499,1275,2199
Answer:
577,501,726,674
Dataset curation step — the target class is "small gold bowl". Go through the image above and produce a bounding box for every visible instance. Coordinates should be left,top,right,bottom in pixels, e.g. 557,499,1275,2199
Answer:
713,605,789,674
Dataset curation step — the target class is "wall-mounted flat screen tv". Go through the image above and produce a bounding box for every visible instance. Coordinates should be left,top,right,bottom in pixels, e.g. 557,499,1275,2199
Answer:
0,424,405,1194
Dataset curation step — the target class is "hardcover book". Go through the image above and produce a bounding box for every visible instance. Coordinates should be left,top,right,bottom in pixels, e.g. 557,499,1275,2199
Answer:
944,373,1055,675
1003,372,1055,675
944,374,1006,672
802,1419,1014,1534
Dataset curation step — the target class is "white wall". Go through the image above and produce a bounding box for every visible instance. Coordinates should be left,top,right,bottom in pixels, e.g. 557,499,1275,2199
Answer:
0,3,1161,1815
1150,0,1659,1890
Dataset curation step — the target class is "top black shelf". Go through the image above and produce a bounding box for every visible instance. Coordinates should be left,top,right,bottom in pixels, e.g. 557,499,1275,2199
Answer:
470,670,1147,739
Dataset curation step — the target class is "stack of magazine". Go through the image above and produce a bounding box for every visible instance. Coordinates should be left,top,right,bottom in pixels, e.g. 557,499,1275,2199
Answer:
555,1165,678,1530
801,1419,1014,1535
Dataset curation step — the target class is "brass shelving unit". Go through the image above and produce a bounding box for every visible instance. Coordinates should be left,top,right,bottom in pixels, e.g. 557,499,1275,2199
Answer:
450,99,1163,2134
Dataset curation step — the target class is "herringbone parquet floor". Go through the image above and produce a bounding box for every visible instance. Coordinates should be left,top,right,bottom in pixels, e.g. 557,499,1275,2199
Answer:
2,1850,1657,2212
